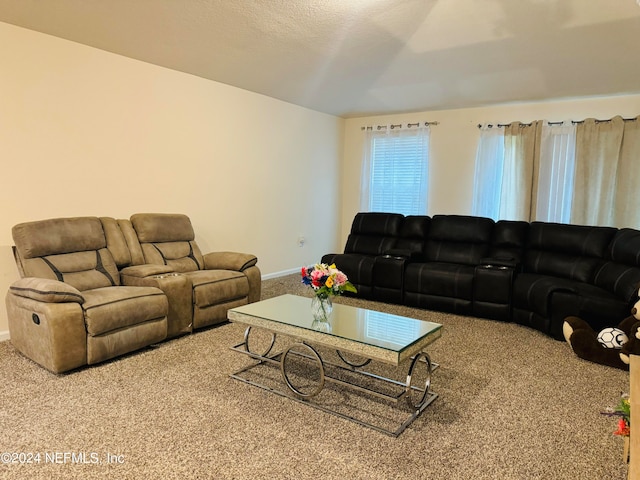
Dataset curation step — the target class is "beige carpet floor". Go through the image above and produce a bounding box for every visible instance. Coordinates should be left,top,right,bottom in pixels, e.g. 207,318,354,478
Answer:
0,274,630,479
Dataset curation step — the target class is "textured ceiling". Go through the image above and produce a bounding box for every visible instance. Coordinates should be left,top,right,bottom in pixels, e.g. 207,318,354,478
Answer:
1,0,639,118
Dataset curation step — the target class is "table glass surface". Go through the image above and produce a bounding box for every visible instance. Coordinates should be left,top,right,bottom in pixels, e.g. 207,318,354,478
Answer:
229,294,442,354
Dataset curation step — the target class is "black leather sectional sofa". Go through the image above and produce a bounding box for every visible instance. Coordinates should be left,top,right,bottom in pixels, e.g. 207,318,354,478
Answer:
322,213,640,340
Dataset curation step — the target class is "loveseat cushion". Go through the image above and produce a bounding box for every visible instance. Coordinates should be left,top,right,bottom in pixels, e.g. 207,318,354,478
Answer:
83,286,167,336
13,217,106,259
186,270,249,307
12,217,122,291
131,213,195,243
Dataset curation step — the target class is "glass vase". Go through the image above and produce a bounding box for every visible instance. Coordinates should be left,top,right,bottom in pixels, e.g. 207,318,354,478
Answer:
311,295,333,332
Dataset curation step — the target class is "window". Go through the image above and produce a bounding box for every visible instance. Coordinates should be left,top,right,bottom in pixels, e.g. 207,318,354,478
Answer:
472,121,576,223
360,125,430,216
536,123,576,223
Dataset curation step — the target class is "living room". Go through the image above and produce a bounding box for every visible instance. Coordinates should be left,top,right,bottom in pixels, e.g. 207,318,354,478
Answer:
0,2,639,478
2,3,640,340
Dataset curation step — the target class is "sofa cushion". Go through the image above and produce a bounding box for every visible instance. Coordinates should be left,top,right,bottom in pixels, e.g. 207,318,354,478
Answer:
527,222,617,257
607,228,640,266
488,220,529,262
404,262,475,300
393,216,430,256
593,262,640,303
513,273,621,318
83,286,167,336
344,213,403,255
523,223,617,283
423,215,494,265
322,253,376,289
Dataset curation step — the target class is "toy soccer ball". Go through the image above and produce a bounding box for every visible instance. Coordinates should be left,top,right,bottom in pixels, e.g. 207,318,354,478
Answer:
597,327,628,349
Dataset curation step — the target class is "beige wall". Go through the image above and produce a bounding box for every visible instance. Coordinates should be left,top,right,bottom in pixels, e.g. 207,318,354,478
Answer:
341,94,640,244
0,22,344,336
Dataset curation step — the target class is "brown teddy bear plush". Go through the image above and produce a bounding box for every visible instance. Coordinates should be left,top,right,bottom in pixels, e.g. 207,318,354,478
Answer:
563,295,640,370
620,321,640,366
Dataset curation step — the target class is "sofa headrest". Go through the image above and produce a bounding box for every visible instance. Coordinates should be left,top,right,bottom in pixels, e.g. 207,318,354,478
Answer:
350,212,404,236
608,229,640,266
429,215,494,243
528,222,617,257
12,217,106,259
131,213,195,243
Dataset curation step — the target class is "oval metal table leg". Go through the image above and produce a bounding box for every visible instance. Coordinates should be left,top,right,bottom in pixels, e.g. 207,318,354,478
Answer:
405,352,432,410
336,350,371,368
243,326,276,357
280,342,325,399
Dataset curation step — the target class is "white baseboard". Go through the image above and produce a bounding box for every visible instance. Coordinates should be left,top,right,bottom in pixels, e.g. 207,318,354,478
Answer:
0,330,10,342
261,268,300,280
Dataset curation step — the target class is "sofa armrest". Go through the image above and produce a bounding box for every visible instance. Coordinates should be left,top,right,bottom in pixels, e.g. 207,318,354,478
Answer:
203,252,258,272
120,264,175,278
9,277,84,304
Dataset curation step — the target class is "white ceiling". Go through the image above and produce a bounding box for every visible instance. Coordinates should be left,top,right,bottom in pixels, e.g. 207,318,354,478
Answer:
1,0,640,118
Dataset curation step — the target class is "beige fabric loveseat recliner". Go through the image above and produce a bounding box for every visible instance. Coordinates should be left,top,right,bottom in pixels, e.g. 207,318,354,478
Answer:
119,213,261,331
6,217,169,373
5,213,261,374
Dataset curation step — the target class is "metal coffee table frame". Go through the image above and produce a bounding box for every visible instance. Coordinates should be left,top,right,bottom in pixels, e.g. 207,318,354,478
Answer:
228,295,442,437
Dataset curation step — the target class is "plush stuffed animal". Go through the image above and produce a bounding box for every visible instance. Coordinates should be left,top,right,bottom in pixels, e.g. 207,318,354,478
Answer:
620,320,640,365
563,295,640,370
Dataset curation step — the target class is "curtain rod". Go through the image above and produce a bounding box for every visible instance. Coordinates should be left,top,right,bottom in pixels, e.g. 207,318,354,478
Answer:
361,121,439,131
478,116,638,129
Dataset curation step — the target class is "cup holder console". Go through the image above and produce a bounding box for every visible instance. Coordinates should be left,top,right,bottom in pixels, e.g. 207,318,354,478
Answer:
153,273,182,279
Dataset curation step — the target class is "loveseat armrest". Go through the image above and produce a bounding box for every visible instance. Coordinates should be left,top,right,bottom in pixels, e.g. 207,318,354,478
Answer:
120,264,175,278
203,252,258,272
9,277,85,304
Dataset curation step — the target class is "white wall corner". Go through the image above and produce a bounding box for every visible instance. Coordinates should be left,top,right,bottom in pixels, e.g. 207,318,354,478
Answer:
0,330,10,342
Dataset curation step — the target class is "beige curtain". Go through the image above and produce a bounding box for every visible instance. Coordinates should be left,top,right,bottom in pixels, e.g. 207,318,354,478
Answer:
572,116,640,227
613,118,640,227
500,121,542,221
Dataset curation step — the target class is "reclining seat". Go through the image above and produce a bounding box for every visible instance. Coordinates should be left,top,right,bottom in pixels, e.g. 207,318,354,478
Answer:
404,215,494,315
125,213,261,329
6,217,169,373
321,212,404,299
511,222,618,338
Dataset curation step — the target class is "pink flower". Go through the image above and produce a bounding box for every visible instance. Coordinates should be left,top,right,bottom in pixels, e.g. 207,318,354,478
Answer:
334,272,347,286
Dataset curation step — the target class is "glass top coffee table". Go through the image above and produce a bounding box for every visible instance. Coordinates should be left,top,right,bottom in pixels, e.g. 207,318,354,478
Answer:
228,294,442,436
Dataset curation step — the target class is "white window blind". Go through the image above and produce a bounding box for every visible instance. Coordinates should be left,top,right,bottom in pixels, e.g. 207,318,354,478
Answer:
361,126,430,216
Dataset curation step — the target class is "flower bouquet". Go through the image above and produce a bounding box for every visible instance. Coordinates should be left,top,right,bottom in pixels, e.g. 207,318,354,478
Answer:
301,263,357,328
